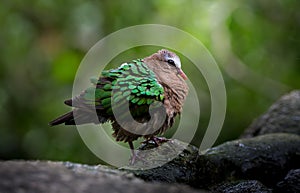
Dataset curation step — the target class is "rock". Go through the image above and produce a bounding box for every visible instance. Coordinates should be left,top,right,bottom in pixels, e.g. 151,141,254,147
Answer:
276,169,300,193
123,139,199,187
1,135,299,192
197,133,300,188
0,160,207,193
210,180,272,193
241,90,300,138
127,133,300,189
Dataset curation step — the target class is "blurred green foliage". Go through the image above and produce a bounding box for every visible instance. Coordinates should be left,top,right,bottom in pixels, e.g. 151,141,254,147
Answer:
0,0,299,164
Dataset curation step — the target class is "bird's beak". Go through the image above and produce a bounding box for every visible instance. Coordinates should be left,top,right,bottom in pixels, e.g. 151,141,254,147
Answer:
177,68,188,80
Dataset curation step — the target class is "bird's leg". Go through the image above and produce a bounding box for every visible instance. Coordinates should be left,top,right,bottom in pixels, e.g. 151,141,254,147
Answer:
128,141,137,165
128,141,149,165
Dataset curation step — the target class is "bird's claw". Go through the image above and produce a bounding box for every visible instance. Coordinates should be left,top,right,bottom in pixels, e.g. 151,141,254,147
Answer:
142,137,169,147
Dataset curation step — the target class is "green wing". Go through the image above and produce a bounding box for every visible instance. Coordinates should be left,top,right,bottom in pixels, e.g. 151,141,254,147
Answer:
81,59,164,118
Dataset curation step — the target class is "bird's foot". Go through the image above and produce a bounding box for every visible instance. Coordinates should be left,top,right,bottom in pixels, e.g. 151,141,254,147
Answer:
152,136,169,145
142,137,169,147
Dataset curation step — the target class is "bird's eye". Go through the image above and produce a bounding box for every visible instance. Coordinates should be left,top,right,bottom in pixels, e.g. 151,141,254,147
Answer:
167,59,176,66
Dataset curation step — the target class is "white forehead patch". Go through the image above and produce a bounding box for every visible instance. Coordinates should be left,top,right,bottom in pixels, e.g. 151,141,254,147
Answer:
165,55,181,68
173,56,181,68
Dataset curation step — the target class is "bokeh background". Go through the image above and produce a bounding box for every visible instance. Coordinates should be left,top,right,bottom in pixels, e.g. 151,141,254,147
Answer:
0,0,299,164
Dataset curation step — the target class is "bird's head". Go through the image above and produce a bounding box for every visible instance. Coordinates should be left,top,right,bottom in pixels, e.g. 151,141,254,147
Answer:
159,49,187,80
147,49,188,80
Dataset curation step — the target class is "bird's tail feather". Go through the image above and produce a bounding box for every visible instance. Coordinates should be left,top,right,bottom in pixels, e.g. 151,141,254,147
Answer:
49,110,108,126
49,111,74,126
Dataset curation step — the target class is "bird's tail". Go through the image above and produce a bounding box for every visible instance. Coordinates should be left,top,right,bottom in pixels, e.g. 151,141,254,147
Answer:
49,111,74,126
49,109,108,126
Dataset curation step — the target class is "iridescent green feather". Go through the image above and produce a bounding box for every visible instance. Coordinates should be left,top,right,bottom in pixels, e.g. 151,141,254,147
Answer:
82,59,164,116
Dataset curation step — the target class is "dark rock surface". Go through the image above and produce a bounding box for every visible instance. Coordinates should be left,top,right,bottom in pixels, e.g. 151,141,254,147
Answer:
2,133,298,192
128,133,300,189
197,133,300,188
123,139,199,187
3,133,299,192
210,180,272,193
276,169,300,193
241,90,300,138
0,160,206,193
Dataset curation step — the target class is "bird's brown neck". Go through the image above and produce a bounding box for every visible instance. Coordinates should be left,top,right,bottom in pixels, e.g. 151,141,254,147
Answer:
143,57,188,114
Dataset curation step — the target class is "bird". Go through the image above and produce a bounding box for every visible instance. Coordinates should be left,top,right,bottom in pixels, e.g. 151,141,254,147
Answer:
49,49,189,164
